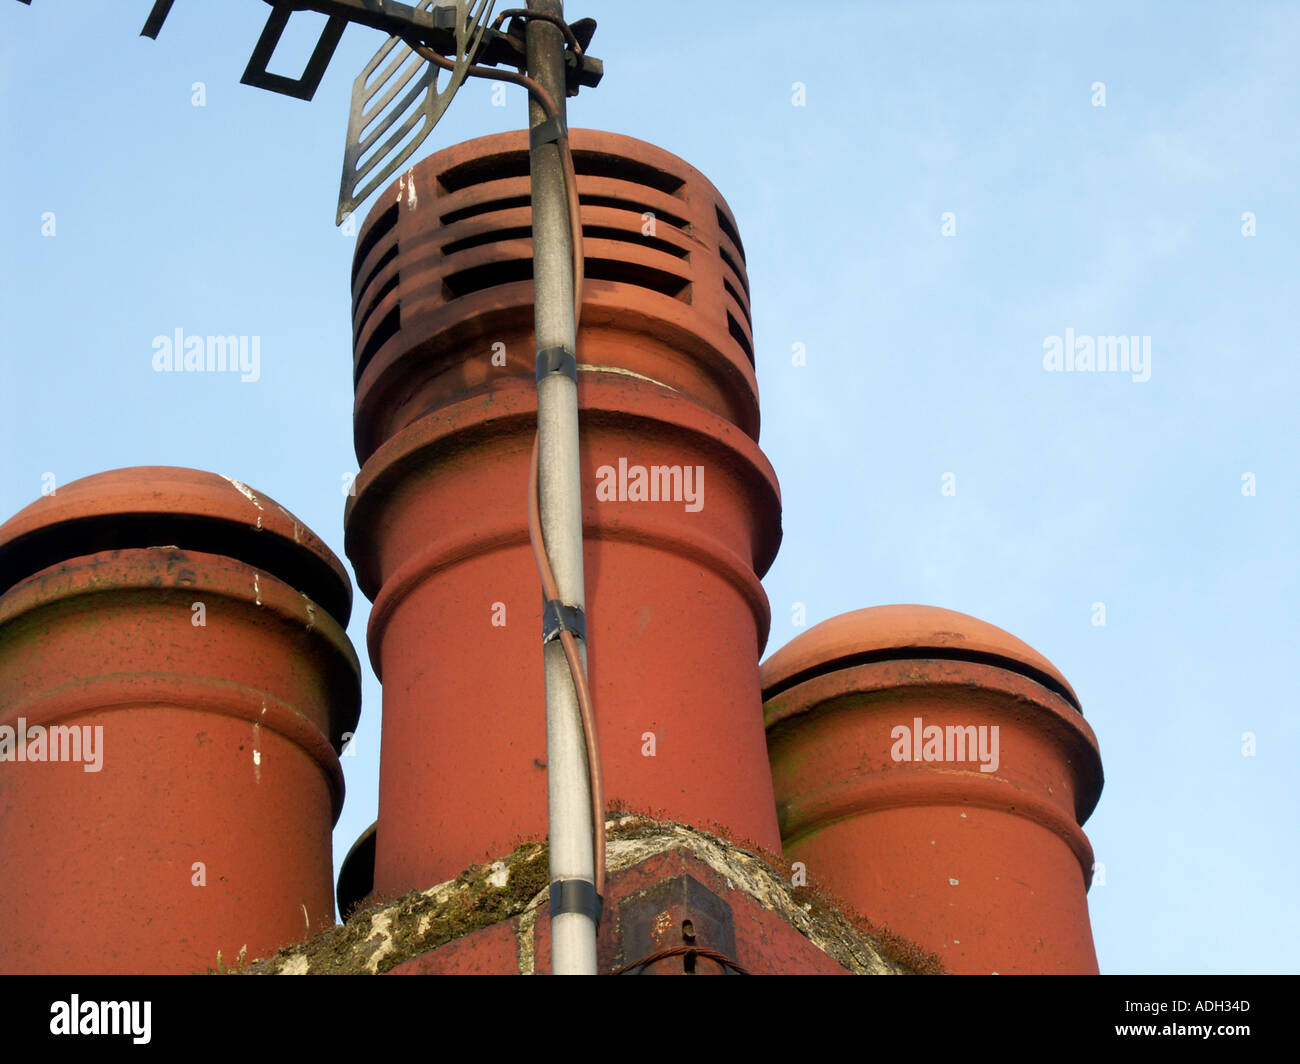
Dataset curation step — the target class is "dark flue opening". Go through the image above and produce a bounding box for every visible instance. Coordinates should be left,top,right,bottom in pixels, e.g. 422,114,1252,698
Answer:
438,148,688,199
441,257,534,299
584,225,689,260
441,225,533,257
441,193,532,226
718,242,749,298
762,647,1083,713
441,193,691,233
572,150,686,197
354,305,400,384
0,514,352,628
353,242,398,313
722,276,750,323
715,204,747,260
441,223,690,262
727,311,754,365
351,202,398,289
586,257,691,300
582,194,689,231
441,255,690,302
437,149,530,193
355,269,399,334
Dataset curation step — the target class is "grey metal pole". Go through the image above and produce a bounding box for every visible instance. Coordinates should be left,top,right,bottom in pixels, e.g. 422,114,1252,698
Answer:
526,0,598,975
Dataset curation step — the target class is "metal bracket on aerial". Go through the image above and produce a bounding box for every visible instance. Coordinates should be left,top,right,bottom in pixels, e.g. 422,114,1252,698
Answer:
529,115,567,150
542,600,585,644
550,878,602,925
535,345,577,383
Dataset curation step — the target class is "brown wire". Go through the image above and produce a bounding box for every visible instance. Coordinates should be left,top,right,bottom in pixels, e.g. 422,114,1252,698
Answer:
528,436,605,895
611,945,751,976
406,28,602,895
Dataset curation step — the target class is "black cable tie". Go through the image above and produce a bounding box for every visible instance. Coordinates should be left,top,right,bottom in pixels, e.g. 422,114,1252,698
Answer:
530,115,567,149
536,345,577,382
542,600,586,644
550,879,603,925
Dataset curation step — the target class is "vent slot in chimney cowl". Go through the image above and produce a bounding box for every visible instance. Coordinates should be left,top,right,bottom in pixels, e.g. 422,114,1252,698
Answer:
348,129,762,466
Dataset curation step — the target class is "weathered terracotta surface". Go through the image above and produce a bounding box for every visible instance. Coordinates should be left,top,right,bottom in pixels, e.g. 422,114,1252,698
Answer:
260,817,917,975
350,128,759,463
762,605,1104,975
0,468,360,974
346,375,783,897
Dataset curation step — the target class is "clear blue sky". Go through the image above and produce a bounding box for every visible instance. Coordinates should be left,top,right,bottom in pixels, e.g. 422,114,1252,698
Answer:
2,1,1296,975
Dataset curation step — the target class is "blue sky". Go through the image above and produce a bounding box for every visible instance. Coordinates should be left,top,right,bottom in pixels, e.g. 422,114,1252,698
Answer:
2,1,1296,974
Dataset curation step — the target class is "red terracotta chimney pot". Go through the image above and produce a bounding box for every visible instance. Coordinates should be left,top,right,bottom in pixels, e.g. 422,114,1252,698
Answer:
0,467,360,974
762,605,1104,975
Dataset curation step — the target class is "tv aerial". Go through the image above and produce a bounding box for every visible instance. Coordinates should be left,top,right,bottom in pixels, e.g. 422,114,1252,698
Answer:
113,0,602,223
